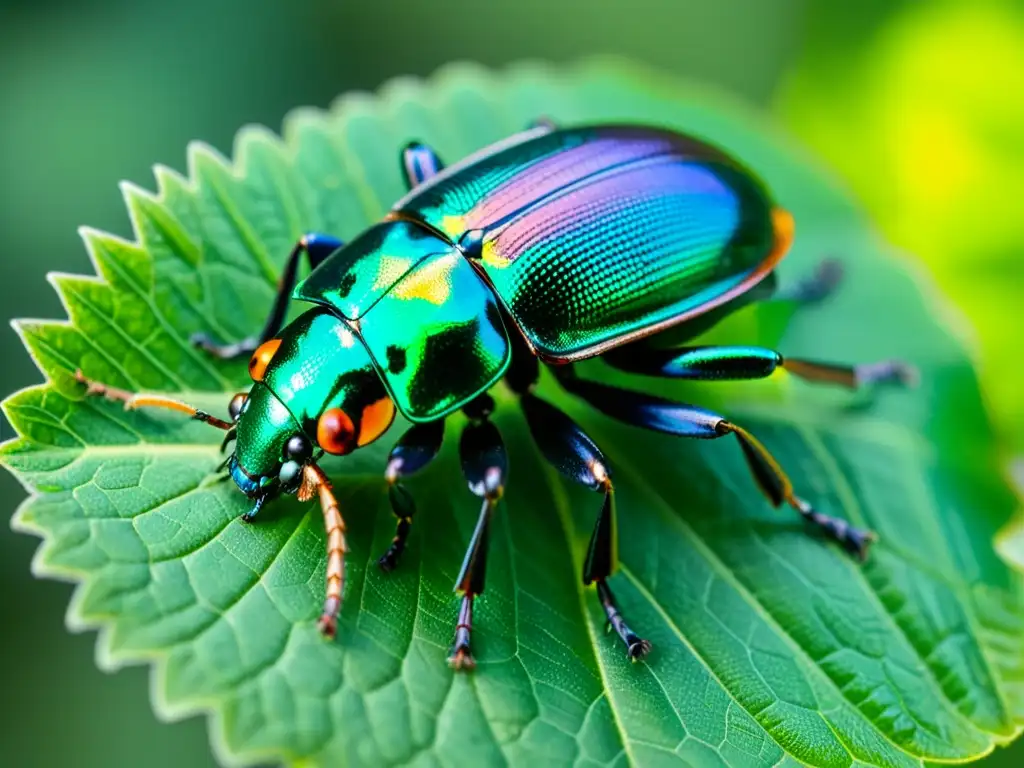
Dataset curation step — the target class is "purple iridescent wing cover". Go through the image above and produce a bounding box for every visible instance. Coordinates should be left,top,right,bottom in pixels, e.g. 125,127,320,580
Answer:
395,125,789,361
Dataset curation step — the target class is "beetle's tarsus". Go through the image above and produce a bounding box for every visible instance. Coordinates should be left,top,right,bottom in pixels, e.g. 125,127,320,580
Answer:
791,495,876,560
377,422,444,572
376,513,411,571
377,541,403,572
191,332,259,361
597,581,649,661
447,646,476,671
447,594,477,671
628,639,653,662
855,359,920,388
778,258,845,304
317,611,338,639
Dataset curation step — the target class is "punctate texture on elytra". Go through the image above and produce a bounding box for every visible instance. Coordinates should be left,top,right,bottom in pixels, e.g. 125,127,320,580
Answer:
2,60,1022,768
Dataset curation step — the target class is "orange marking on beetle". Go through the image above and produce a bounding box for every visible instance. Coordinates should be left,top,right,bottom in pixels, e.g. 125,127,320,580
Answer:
248,338,282,382
317,407,356,455
357,396,396,447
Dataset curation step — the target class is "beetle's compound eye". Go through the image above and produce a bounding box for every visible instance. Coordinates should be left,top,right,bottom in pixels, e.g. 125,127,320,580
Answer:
228,392,248,422
317,408,356,455
285,433,313,463
249,339,282,382
278,460,302,488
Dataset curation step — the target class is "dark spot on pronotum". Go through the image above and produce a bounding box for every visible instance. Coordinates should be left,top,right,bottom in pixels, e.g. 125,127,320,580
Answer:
386,345,407,375
337,272,357,299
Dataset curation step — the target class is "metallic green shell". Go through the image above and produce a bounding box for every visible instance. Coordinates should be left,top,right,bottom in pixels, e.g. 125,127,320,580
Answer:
263,308,389,433
234,308,394,480
290,124,782,421
294,220,451,319
232,382,301,481
294,232,510,422
359,250,509,420
393,125,780,361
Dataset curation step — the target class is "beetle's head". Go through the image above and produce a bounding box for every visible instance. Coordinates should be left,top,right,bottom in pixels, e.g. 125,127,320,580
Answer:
226,382,310,500
224,313,397,512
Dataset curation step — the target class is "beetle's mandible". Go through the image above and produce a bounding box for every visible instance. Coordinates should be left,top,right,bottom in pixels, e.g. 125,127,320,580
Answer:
78,121,915,669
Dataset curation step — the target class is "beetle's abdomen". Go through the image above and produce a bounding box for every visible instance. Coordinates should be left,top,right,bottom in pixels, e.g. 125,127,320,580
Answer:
397,126,785,361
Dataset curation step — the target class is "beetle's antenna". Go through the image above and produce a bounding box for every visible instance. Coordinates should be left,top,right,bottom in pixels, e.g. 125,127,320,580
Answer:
298,464,348,639
75,370,233,430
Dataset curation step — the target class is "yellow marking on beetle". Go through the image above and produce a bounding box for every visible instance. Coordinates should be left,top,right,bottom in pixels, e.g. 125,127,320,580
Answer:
390,253,457,305
372,255,415,292
440,214,465,233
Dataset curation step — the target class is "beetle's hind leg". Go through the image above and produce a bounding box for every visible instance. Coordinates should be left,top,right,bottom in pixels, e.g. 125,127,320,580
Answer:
378,419,445,571
557,370,876,559
604,344,918,389
192,233,343,360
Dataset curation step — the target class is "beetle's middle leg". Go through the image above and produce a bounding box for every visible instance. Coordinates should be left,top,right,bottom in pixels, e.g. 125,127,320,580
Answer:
556,369,877,560
504,347,650,660
192,233,343,360
448,393,508,670
603,344,917,389
521,391,651,660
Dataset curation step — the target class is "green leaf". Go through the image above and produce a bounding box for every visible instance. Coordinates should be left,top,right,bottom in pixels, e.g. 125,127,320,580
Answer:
2,60,1022,767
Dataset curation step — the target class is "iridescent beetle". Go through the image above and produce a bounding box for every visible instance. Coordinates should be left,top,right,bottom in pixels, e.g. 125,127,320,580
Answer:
78,123,914,669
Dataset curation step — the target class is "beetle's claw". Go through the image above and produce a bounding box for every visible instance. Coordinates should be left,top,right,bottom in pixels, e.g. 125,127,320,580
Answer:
447,647,476,671
847,528,878,562
318,613,338,639
627,638,653,662
855,359,920,389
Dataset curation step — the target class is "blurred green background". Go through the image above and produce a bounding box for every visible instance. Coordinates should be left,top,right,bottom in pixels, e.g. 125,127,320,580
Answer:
1,0,1019,765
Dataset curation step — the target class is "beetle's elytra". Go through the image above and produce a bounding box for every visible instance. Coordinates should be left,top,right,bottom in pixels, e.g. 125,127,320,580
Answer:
77,121,915,669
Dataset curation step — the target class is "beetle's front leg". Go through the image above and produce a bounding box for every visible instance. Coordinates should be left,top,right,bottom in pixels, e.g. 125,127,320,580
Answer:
192,232,343,360
401,143,446,190
378,419,445,571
